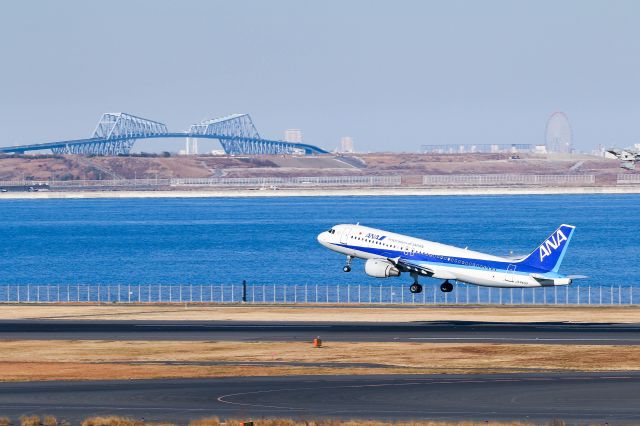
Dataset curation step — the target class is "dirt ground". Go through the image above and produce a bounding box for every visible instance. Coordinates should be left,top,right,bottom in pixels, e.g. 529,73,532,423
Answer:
2,304,639,323
0,152,622,182
0,340,637,381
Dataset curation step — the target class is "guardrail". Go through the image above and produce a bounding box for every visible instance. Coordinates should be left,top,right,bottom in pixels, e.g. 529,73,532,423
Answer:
0,283,636,305
422,174,596,186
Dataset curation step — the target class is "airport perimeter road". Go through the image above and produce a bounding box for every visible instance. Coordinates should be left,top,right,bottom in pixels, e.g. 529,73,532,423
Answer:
0,373,638,423
0,320,640,344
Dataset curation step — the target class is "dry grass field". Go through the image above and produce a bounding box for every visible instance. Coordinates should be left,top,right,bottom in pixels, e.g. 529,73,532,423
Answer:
2,414,546,426
1,304,639,323
0,340,637,381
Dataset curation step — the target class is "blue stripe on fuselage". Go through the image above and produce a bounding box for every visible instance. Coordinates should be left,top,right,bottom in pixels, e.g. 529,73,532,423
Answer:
335,243,555,276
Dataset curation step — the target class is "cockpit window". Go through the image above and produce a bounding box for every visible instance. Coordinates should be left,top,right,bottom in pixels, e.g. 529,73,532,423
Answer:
328,229,336,234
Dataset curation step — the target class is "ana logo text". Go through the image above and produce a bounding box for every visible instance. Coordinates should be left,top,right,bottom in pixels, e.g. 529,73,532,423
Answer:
539,229,568,262
365,233,386,241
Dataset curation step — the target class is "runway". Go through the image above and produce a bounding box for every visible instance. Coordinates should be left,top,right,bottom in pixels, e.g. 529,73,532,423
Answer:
0,373,638,423
0,320,640,344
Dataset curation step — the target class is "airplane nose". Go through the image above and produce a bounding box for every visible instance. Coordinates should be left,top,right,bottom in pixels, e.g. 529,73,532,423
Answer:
317,232,327,244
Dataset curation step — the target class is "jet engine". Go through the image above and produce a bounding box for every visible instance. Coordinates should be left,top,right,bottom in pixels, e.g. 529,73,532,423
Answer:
364,259,400,278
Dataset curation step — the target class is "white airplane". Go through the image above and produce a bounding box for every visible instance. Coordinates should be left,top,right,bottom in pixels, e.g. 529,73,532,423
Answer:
317,223,582,293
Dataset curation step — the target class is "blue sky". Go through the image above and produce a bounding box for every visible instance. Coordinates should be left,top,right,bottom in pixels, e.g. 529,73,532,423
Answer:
1,0,639,152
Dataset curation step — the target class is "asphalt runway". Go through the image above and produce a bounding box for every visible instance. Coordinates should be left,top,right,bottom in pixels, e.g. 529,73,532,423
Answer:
0,320,640,344
0,373,638,423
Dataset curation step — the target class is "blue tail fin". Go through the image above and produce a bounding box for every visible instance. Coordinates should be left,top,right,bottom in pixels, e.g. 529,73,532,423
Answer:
518,224,575,272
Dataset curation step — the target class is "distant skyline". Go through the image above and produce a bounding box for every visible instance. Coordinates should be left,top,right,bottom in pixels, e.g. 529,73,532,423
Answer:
1,0,639,153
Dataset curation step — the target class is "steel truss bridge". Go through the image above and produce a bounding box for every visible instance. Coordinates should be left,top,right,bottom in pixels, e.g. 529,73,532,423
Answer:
0,113,328,156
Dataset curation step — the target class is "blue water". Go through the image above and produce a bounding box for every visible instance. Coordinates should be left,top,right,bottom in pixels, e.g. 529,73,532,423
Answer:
0,195,638,287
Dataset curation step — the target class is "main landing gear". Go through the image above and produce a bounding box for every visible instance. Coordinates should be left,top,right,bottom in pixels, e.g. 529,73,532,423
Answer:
409,283,423,294
409,272,423,294
342,255,353,273
440,280,453,293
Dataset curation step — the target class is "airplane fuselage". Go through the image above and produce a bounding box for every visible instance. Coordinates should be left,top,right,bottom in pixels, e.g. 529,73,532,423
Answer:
317,224,572,289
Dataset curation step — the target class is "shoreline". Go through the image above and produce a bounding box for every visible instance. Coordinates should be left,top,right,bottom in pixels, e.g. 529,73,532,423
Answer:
1,185,640,199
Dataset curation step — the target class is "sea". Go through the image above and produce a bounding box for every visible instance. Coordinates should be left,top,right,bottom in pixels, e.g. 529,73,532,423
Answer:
0,194,638,288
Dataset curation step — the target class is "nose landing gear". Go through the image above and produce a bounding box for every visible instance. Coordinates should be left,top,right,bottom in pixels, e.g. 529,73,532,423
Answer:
440,280,453,292
343,255,353,273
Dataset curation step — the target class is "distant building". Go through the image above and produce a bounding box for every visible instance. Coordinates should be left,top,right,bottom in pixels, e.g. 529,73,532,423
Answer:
420,143,532,154
545,112,572,153
534,145,547,154
284,129,302,143
185,137,198,155
340,136,355,153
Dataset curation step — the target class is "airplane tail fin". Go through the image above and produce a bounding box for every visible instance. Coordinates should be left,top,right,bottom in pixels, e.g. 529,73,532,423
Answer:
517,224,575,273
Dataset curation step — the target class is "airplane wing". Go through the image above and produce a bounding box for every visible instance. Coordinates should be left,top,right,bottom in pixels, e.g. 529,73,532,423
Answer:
387,257,457,279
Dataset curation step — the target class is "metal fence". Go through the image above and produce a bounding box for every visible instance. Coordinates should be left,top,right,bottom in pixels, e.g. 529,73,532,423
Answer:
0,283,637,305
617,174,640,184
0,176,402,189
422,174,596,186
171,176,402,187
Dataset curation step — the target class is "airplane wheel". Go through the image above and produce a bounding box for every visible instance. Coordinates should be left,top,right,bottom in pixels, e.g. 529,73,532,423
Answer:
410,283,422,294
343,265,351,273
440,282,453,292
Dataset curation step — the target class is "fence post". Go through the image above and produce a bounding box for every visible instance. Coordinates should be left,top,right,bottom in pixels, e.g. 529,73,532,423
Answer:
619,285,622,305
477,286,480,304
610,286,613,305
631,286,633,305
232,283,235,303
379,285,382,304
305,283,308,303
242,281,247,303
315,284,318,303
273,283,276,303
554,286,557,305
